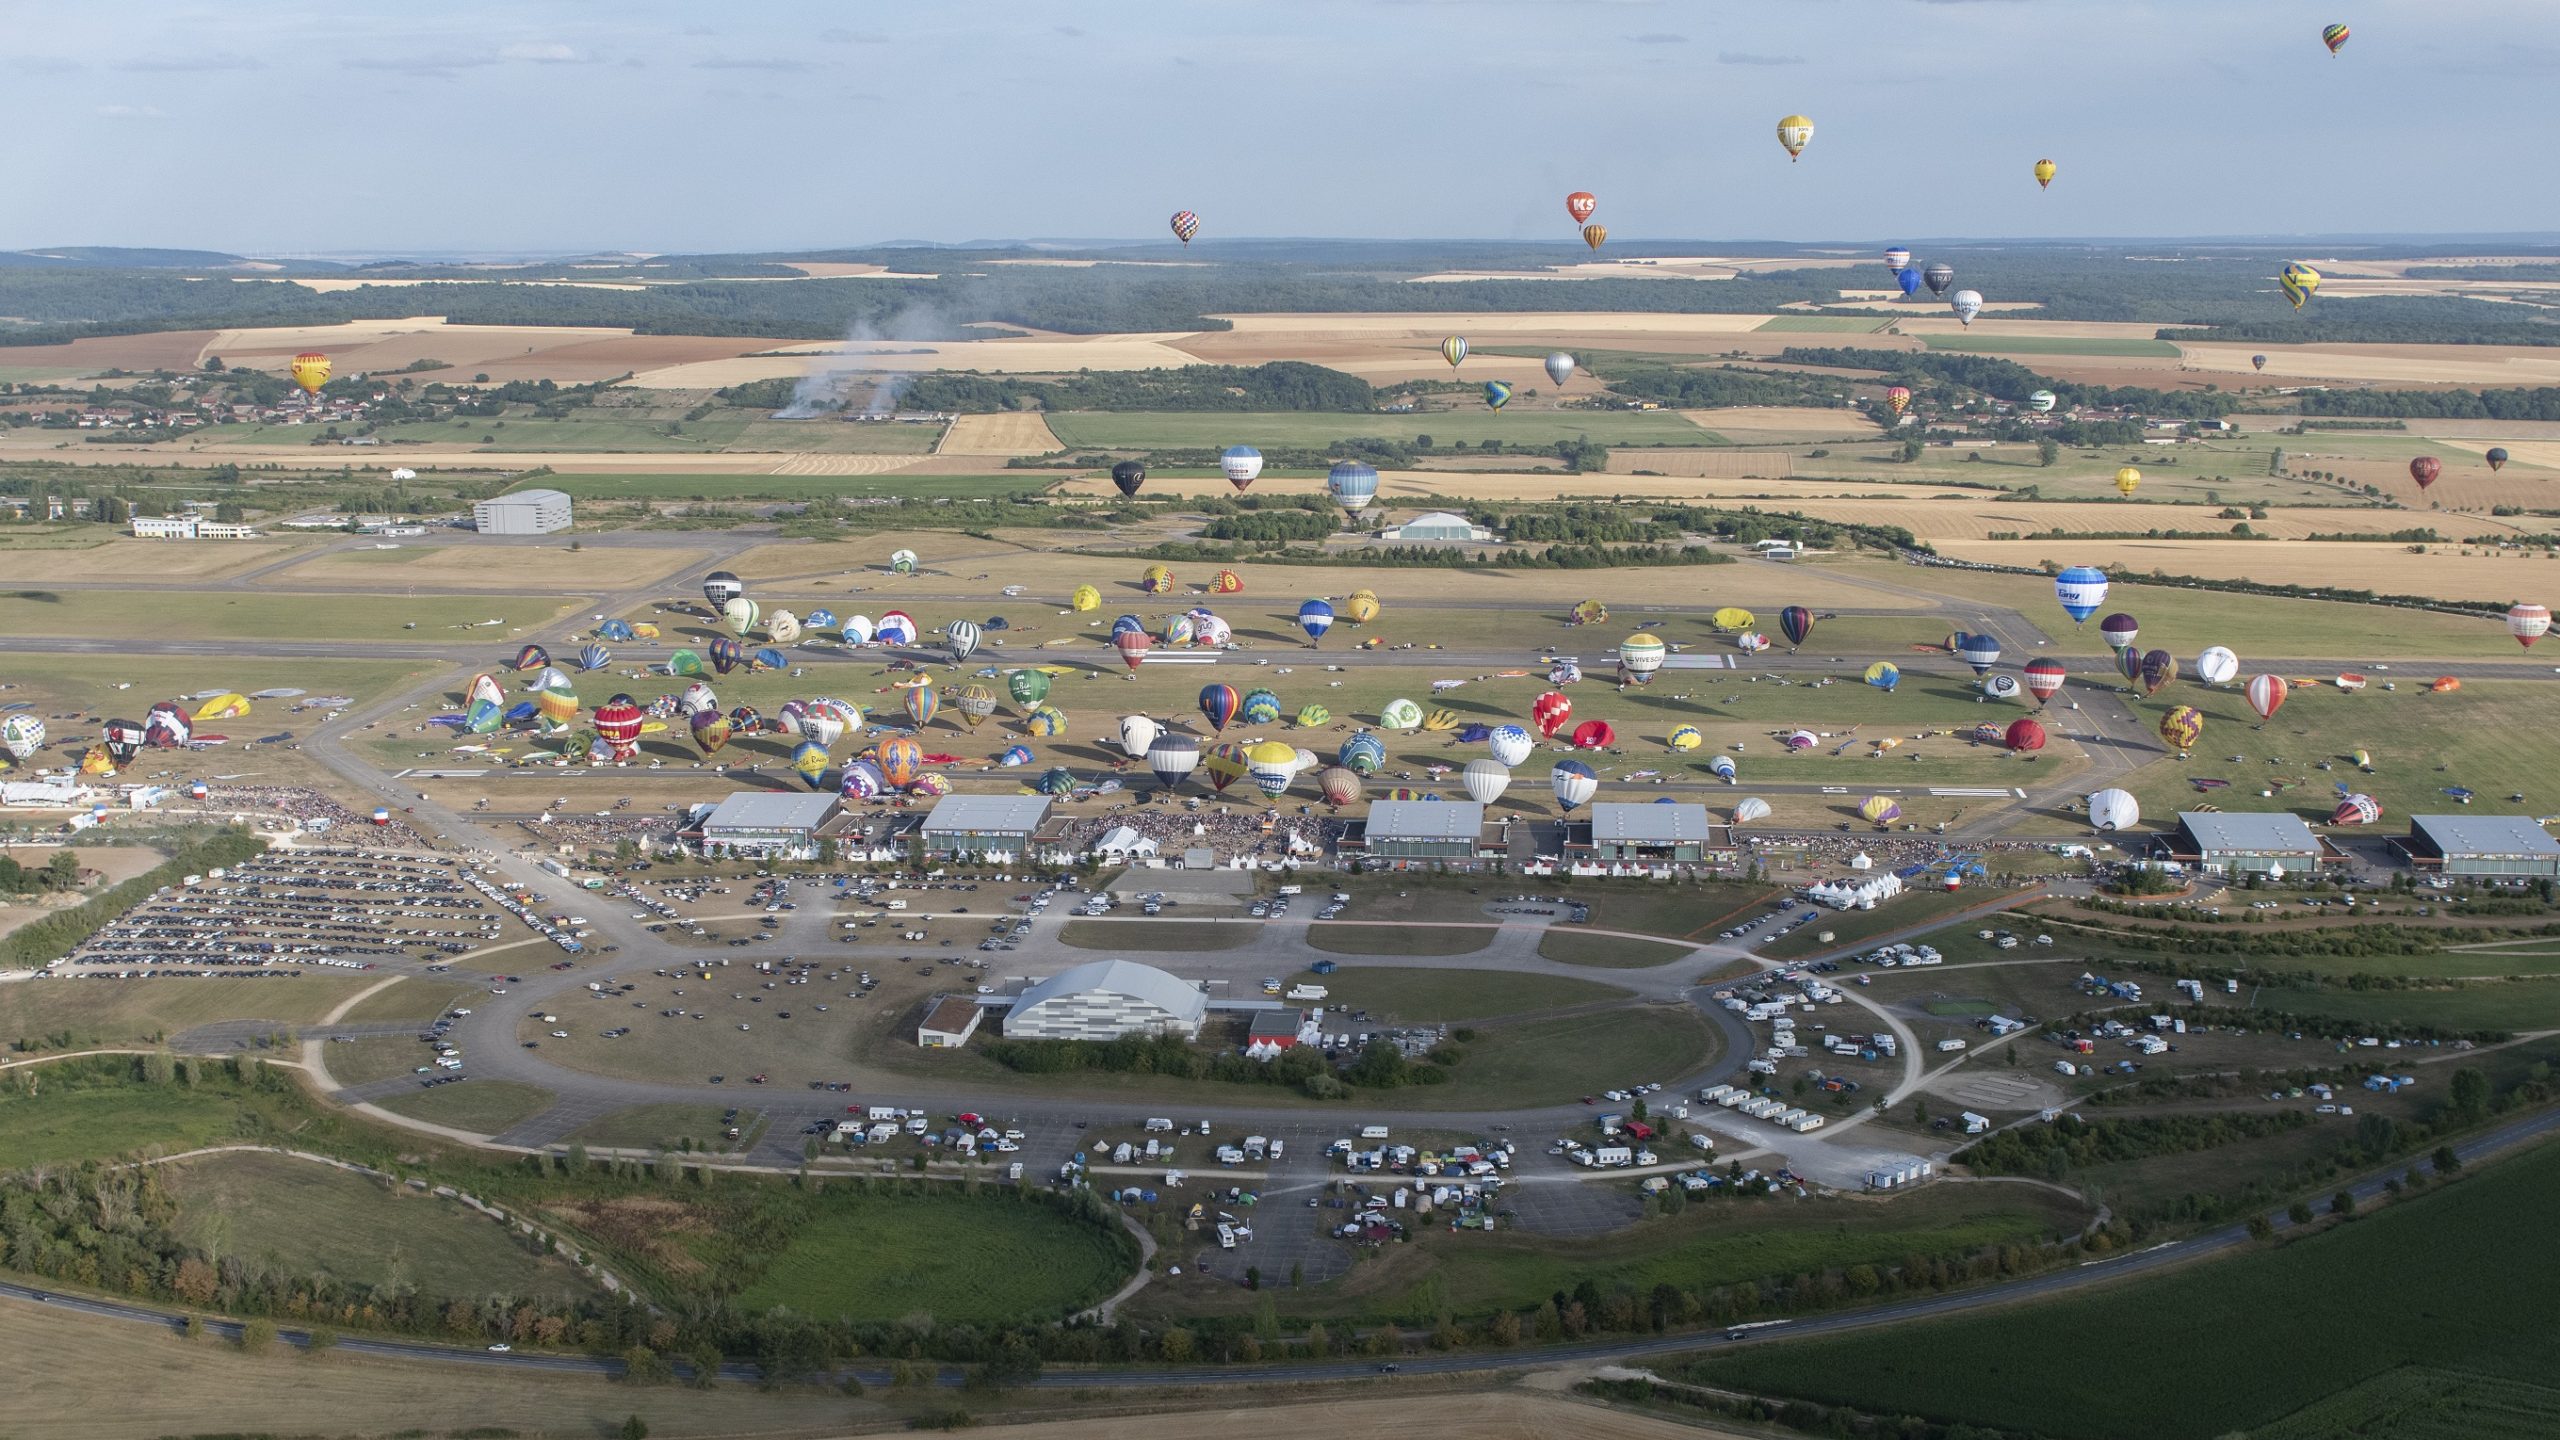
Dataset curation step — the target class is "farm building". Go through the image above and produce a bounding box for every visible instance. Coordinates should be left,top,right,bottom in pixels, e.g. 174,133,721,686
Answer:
1336,799,1489,867
1002,959,1206,1042
2394,815,2560,879
691,791,841,860
1377,510,1497,544
2164,811,2333,876
916,995,986,1049
918,794,1052,860
472,488,573,535
1568,802,1722,863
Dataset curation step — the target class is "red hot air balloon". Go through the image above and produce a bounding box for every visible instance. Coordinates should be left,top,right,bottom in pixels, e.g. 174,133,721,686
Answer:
2023,659,2067,705
1169,210,1199,244
1530,690,1573,738
2003,718,2046,753
1566,191,1597,224
1569,719,1616,750
593,695,645,761
1115,629,1153,670
2245,674,2290,724
2410,456,2441,490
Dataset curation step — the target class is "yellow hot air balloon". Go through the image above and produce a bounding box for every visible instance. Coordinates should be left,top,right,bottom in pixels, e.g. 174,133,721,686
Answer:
2033,158,2057,189
1776,114,1815,162
1069,584,1100,612
2280,262,2321,311
1344,590,1381,625
2114,466,2142,497
289,352,331,396
1710,606,1757,633
1581,223,1608,251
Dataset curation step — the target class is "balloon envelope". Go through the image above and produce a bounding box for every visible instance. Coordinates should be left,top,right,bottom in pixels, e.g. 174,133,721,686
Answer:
1923,263,1954,296
1219,446,1263,490
1551,760,1598,812
1461,757,1511,804
1949,290,1984,326
1147,732,1200,789
2196,646,2239,686
2087,788,2140,831
1733,797,1771,824
1544,352,1576,386
1489,724,1535,767
1326,462,1379,512
2061,567,2114,622
1779,606,1814,647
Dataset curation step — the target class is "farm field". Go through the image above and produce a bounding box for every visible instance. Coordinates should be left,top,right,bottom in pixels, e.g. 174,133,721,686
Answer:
0,974,362,1053
0,1055,318,1167
160,1149,600,1302
497,470,1041,501
727,1188,1134,1324
940,411,1064,456
1681,1137,2560,1440
1044,409,1719,451
1918,334,2183,358
0,535,315,583
0,588,585,642
371,1079,554,1135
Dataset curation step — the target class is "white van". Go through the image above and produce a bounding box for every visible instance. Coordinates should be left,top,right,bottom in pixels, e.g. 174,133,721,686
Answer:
1144,1117,1175,1133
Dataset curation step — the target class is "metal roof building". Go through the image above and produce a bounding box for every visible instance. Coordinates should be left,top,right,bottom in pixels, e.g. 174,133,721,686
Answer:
1344,799,1488,865
1003,959,1207,1042
918,794,1052,858
2167,811,2327,875
2397,815,2560,878
1572,802,1721,862
472,487,572,535
695,791,840,859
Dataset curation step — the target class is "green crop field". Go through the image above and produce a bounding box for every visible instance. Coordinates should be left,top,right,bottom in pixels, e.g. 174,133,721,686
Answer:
1060,919,1255,951
1291,966,1622,1019
0,588,585,641
1536,931,1691,967
1307,922,1492,956
1682,1137,2560,1440
729,1189,1132,1324
0,1056,317,1167
1918,334,2184,358
373,1079,553,1135
1045,410,1718,451
2249,975,2560,1033
161,1149,598,1303
507,472,1043,501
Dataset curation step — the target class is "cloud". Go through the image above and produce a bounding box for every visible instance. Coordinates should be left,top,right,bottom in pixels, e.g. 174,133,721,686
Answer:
341,53,497,77
692,56,817,71
1628,32,1686,44
498,42,584,64
8,56,83,74
117,53,263,72
1055,25,1086,37
1717,50,1806,66
818,28,888,45
96,103,168,119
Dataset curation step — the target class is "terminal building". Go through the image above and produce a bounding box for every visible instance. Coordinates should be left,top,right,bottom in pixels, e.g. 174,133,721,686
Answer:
1001,959,1207,1042
917,794,1053,861
2163,811,2332,876
1567,802,1722,864
2393,814,2560,879
472,488,573,535
1335,799,1490,869
689,791,840,860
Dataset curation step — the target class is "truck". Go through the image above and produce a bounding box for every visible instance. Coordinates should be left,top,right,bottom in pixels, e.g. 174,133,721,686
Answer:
1359,1124,1391,1140
1287,984,1329,1001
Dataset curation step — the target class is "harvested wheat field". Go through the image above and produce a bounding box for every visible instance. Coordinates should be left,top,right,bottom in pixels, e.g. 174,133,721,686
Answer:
2180,342,2560,387
1679,406,1880,443
629,333,1211,388
2438,440,2560,473
766,452,940,475
1602,450,1800,480
939,411,1064,456
0,328,222,375
1049,465,1790,503
1935,538,2560,602
1752,499,2540,544
0,536,314,583
195,318,797,385
278,542,707,589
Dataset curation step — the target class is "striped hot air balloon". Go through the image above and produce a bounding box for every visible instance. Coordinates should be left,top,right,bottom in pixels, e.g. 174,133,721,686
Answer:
2055,567,2110,625
1326,463,1379,513
2508,603,2551,649
1619,633,1667,685
2332,793,2381,826
1551,760,1598,812
1779,605,1813,648
1859,795,1901,826
1170,209,1199,243
1440,335,1468,368
1148,732,1200,791
1461,757,1511,805
1337,731,1386,775
952,684,999,731
2245,674,2289,724
1242,688,1283,725
1203,741,1249,793
904,678,940,730
594,695,645,761
1198,683,1240,734
1298,599,1336,643
2024,659,2068,705
1023,705,1068,738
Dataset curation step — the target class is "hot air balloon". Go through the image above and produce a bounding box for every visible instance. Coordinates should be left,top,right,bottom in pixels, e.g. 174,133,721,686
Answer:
2001,718,2046,753
668,648,705,678
945,683,995,732
2486,447,2509,472
1885,386,1912,419
1488,724,1535,768
1748,609,1803,658
1732,797,1771,825
1859,795,1901,827
1316,766,1363,808
995,744,1034,769
2033,158,2057,189
2185,647,2235,688
1180,683,1234,738
689,709,733,756
2281,262,2320,310
593,695,644,761
1530,690,1573,738
2252,354,2269,373
1067,584,1101,613
1566,191,1597,223
1884,247,1912,274
2097,613,2138,652
903,679,940,731
2139,650,2177,695
2332,793,2381,826
1570,598,1608,627
1210,569,1244,597
781,740,826,789
1440,336,1468,369
1705,754,1737,786
751,645,788,672
1570,719,1616,750
1620,633,1667,684
511,643,549,673
2322,23,2349,55
2024,659,2068,705
2028,390,2057,414
0,714,45,760
1147,732,1200,791
803,608,836,632
1666,725,1704,753
1950,290,1984,326
766,610,803,645
889,548,919,576
876,610,917,646
99,719,144,766
529,670,579,735
1551,760,1598,812
1216,445,1263,492
1298,598,1336,644
1378,698,1424,731
1543,352,1577,387
2243,673,2289,724
1707,606,1753,634
1896,267,1922,297
1246,740,1299,798
1863,662,1900,693
1294,703,1330,727
1782,729,1818,751
2158,706,2204,750
1024,704,1069,737
1114,629,1153,671
722,596,760,637
2409,456,2441,491
1116,713,1162,762
1923,262,1954,296
1776,114,1814,161
2432,676,2463,694
575,643,609,672
1337,731,1387,775
1581,224,1608,252
144,701,192,748
942,619,982,665
2507,603,2551,648
1460,757,1511,805
679,680,719,718
1029,767,1076,797
1137,565,1176,598
1327,462,1379,513
1483,379,1513,410
2055,567,2111,625
1199,741,1247,794
876,735,924,789
2088,788,2140,831
1007,668,1052,710
1982,674,2022,703
842,614,876,644
702,573,747,613
290,351,330,396
1170,209,1199,243
1111,460,1147,498
1954,633,2002,675
2109,466,2143,498
1159,612,1196,649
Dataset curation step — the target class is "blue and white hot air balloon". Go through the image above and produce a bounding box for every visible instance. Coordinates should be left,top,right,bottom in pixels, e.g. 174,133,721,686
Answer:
1488,724,1535,768
1219,445,1264,491
1710,754,1737,784
1550,760,1598,813
577,643,611,672
1954,633,2002,675
1326,461,1380,513
806,607,838,631
2054,566,2110,625
1297,599,1335,643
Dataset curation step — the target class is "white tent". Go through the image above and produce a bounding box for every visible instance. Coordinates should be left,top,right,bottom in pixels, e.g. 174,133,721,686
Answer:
1090,825,1159,860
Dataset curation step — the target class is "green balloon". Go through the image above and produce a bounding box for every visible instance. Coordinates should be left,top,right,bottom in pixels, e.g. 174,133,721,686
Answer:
1006,668,1052,710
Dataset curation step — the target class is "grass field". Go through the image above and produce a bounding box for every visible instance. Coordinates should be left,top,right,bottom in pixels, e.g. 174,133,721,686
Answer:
0,1056,316,1167
0,975,367,1053
1307,923,1493,956
1536,931,1693,967
728,1188,1133,1324
1918,334,2182,358
2248,976,2560,1033
161,1149,598,1302
1681,1136,2560,1440
1060,919,1256,951
322,1034,440,1086
0,588,584,641
338,978,478,1023
1293,966,1630,1019
513,471,1043,501
372,1079,553,1135
1756,888,2018,960
563,1102,752,1152
1045,410,1718,451
1450,1006,1719,1105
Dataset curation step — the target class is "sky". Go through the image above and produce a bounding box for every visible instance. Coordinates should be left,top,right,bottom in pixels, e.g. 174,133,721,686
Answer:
5,0,2555,257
